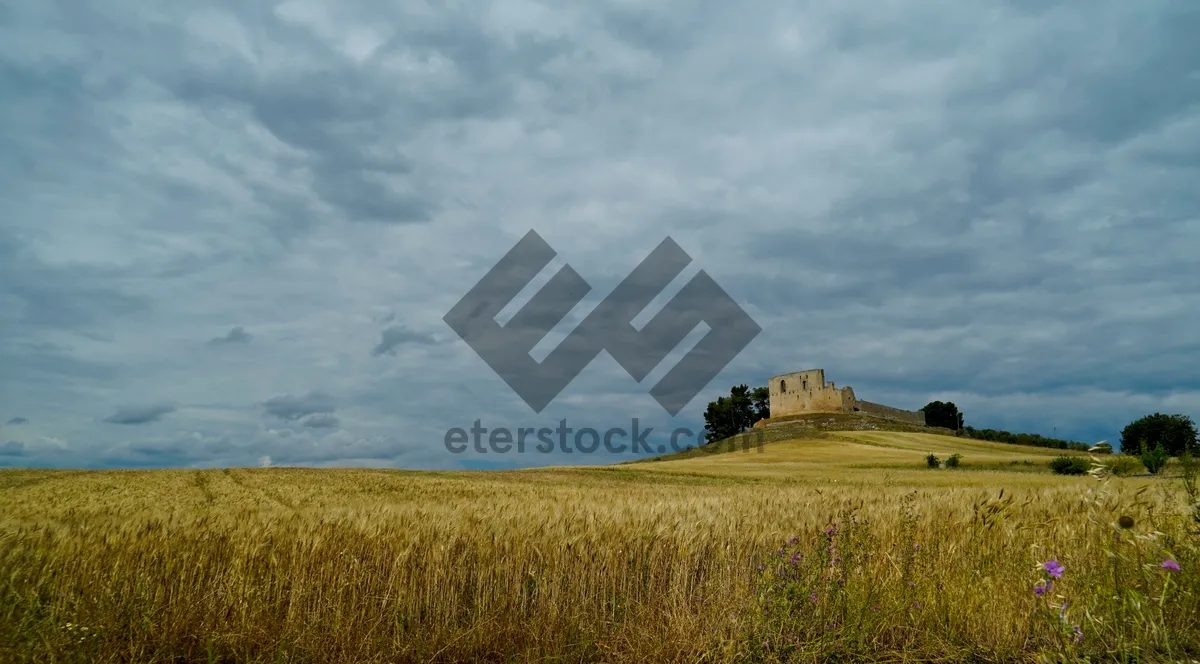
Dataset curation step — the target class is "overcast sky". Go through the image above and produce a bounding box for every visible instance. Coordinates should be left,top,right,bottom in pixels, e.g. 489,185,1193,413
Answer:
2,0,1198,469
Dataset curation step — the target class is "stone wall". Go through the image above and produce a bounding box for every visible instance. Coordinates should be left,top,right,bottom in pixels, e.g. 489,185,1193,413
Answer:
770,385,855,416
768,369,859,417
767,368,927,425
855,400,926,426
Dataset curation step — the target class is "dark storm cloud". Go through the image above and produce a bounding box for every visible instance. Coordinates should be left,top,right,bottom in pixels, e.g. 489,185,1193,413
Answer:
1,0,1197,468
0,232,149,332
0,441,26,456
5,417,28,425
103,404,177,425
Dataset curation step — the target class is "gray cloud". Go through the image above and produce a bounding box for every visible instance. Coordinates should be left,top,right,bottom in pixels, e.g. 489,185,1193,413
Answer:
302,413,341,429
372,325,439,357
262,392,336,421
207,326,252,346
0,441,25,456
5,417,28,425
0,0,1197,467
103,404,177,425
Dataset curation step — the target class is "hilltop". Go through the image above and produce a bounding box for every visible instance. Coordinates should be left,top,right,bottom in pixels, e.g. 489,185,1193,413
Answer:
629,412,958,464
625,412,1090,480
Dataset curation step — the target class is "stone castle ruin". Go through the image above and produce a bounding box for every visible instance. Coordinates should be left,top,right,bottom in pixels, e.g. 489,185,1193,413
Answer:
768,369,926,426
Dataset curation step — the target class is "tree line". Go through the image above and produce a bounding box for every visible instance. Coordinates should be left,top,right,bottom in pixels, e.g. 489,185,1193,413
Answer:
702,385,1198,457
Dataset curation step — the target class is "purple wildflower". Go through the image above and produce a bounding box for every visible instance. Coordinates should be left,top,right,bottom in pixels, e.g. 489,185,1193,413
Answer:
1043,559,1065,579
1073,625,1083,644
1161,558,1181,572
1033,581,1053,597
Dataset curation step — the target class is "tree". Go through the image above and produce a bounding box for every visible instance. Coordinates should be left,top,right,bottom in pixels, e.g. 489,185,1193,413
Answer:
703,384,769,444
1120,413,1198,457
751,386,770,422
921,401,964,431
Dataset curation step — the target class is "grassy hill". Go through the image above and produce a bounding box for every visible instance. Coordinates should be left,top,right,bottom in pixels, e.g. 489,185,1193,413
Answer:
627,412,1086,471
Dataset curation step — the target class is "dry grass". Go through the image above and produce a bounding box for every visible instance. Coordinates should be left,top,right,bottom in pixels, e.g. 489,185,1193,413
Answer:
1,431,1198,663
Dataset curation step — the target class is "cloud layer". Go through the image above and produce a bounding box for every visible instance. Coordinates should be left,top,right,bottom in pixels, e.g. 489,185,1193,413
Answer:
1,0,1198,468
103,404,178,425
262,392,337,422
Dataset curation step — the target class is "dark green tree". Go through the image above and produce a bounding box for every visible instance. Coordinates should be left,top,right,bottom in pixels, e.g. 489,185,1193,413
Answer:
751,386,770,421
921,401,964,431
1120,413,1198,456
703,384,769,444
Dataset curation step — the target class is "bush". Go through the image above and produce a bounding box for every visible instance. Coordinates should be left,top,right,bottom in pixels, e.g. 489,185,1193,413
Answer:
1141,442,1171,475
1049,455,1089,475
1105,455,1144,477
925,453,940,468
946,453,962,468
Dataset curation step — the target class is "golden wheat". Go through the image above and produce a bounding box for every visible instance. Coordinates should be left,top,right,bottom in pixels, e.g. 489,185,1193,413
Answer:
1,432,1197,662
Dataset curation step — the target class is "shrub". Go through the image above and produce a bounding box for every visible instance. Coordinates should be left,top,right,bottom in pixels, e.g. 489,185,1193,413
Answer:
925,453,940,468
1105,455,1144,477
946,453,962,468
1049,456,1089,475
1141,443,1171,475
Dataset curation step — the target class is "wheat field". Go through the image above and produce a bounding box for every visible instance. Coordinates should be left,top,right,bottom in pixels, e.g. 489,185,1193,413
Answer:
2,428,1198,663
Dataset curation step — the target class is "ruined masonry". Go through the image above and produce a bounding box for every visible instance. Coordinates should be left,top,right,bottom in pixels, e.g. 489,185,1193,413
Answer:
767,369,926,425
